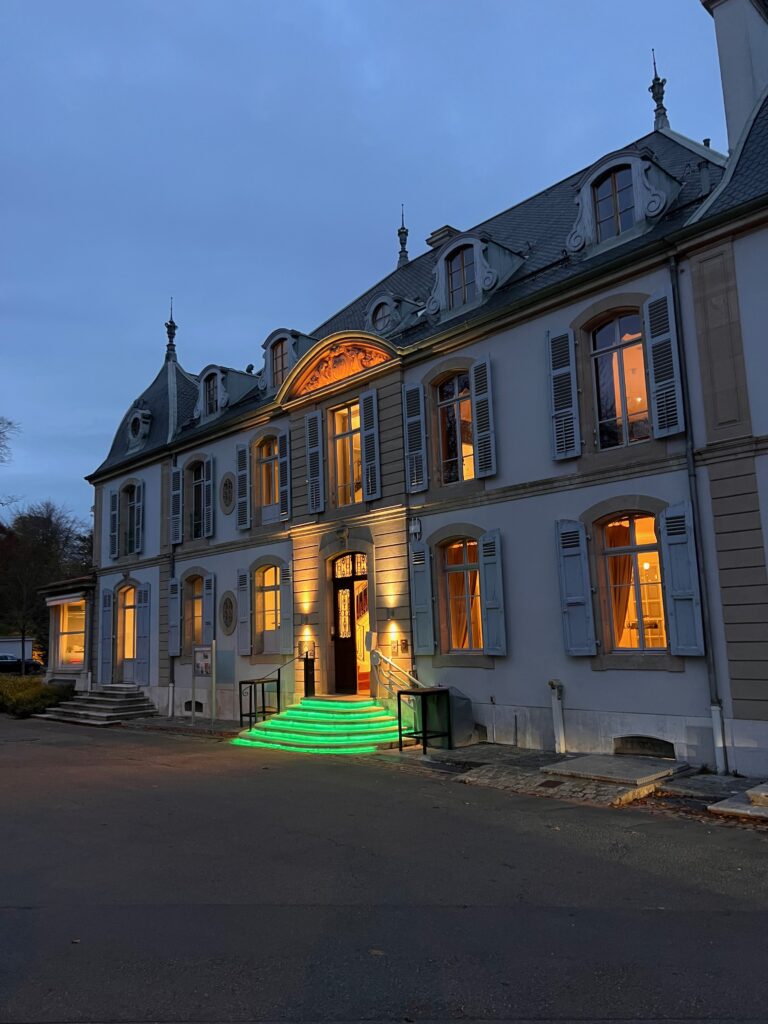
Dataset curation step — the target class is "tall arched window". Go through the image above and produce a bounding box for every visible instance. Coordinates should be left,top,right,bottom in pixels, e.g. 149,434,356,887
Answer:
593,166,634,242
591,311,650,450
442,538,483,651
183,575,203,654
446,245,476,309
602,513,667,651
272,340,288,387
254,565,281,653
436,372,475,484
189,461,205,539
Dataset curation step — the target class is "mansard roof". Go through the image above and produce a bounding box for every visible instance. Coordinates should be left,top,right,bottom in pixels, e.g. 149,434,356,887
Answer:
694,90,768,220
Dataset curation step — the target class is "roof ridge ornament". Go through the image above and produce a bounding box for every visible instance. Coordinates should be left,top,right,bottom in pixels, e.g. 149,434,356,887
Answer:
650,49,670,131
397,205,409,268
165,297,178,362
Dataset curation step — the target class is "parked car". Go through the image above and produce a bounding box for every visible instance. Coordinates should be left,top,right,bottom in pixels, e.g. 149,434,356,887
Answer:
0,653,44,674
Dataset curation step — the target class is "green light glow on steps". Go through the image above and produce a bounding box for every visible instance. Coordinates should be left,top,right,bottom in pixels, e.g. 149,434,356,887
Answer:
231,696,401,756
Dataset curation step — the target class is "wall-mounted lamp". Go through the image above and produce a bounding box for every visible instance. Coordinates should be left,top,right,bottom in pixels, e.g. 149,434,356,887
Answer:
386,607,396,621
408,517,422,542
298,640,316,660
390,638,409,657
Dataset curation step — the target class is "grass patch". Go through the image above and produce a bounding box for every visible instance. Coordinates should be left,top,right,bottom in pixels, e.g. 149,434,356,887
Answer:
0,676,74,718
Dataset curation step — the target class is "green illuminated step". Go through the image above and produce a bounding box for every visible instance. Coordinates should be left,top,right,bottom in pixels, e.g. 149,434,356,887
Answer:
233,737,380,755
246,724,399,744
280,711,395,726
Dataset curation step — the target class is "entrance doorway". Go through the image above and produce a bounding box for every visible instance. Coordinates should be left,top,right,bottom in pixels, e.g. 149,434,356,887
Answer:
116,585,137,683
332,552,371,694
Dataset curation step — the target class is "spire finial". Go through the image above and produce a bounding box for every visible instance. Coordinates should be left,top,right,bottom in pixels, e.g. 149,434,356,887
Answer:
165,297,177,361
397,205,409,269
649,49,669,131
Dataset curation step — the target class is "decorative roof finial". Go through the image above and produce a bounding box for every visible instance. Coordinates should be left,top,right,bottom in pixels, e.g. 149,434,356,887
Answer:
649,49,669,131
165,297,177,361
397,204,409,268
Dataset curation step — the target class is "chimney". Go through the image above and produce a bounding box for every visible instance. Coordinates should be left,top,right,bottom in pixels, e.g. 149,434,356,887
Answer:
701,0,768,150
425,224,461,249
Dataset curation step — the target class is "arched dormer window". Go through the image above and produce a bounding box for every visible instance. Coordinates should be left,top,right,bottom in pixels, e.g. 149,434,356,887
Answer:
446,245,476,310
194,367,228,422
593,166,635,242
262,331,300,390
271,339,288,388
203,373,218,416
372,302,392,333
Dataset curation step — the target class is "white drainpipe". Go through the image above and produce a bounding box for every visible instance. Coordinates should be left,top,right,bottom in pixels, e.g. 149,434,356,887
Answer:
548,679,567,755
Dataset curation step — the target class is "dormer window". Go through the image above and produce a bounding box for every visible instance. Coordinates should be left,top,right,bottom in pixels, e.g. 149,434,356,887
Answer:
204,373,218,416
593,166,635,242
372,302,392,333
447,245,476,309
272,339,288,387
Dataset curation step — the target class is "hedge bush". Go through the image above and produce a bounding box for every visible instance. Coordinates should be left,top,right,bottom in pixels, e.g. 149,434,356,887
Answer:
0,676,74,718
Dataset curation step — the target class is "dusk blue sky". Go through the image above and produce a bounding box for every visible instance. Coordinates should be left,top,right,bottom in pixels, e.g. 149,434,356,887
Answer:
2,1,727,523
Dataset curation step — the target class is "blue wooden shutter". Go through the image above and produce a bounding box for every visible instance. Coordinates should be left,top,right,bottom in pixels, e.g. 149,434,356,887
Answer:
360,388,381,501
548,330,581,460
479,529,507,656
108,490,119,559
279,562,294,655
409,541,435,655
135,583,151,685
402,382,428,493
470,356,496,478
203,456,215,538
134,481,144,554
202,572,215,645
99,588,114,683
278,431,291,519
237,569,252,655
659,502,705,656
170,467,183,545
644,290,685,438
235,444,251,530
305,412,325,514
168,577,181,657
555,520,597,656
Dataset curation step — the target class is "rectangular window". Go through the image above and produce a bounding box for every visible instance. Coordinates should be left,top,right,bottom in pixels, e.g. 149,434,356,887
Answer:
437,373,475,484
184,577,203,653
204,375,218,416
444,540,483,651
332,402,363,507
592,313,650,450
258,438,279,517
272,341,288,387
57,601,86,668
603,514,667,651
191,463,204,539
124,486,137,555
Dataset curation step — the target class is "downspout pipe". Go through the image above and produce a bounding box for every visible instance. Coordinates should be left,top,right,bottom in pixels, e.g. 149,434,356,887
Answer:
668,256,729,773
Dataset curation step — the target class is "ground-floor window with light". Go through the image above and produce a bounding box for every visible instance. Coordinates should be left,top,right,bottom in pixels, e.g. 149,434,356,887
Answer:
443,538,483,651
57,600,86,668
602,513,667,650
183,575,203,654
254,565,281,653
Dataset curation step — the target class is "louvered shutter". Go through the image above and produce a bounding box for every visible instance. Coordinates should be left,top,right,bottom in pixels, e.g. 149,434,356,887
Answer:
134,481,144,554
478,529,507,656
409,541,435,655
360,388,381,501
548,330,581,460
170,467,183,545
279,562,294,655
202,572,215,645
237,569,252,656
305,412,325,514
555,520,597,656
402,382,428,493
470,357,496,478
235,444,251,530
135,583,151,685
659,502,704,656
108,491,119,559
168,577,181,657
99,588,114,683
644,290,685,438
203,456,215,538
278,431,291,519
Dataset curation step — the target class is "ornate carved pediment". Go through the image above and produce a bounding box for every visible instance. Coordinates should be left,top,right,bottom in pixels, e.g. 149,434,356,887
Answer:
291,340,391,397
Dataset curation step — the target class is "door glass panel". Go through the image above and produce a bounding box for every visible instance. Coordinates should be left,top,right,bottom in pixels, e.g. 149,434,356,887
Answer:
338,589,351,639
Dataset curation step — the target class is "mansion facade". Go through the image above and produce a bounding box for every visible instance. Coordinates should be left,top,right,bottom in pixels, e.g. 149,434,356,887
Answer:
46,0,768,774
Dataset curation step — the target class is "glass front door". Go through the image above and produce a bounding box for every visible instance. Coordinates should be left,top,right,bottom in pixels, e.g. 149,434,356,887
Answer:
118,585,137,683
332,553,370,694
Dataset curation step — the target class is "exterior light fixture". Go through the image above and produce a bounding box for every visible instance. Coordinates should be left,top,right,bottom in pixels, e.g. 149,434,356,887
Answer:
298,640,316,660
386,607,396,620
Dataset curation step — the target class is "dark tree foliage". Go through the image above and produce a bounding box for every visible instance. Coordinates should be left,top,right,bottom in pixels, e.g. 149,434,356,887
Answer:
0,502,92,668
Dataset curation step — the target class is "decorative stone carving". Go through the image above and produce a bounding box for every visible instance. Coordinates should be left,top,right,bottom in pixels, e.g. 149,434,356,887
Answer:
293,341,391,396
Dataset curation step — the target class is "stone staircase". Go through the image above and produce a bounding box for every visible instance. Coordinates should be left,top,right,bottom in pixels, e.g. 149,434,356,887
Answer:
709,780,768,820
34,684,157,727
233,695,411,754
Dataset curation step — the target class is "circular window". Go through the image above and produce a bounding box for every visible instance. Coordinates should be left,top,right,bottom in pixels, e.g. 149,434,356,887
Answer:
130,416,141,438
219,592,237,635
372,302,391,333
220,472,236,515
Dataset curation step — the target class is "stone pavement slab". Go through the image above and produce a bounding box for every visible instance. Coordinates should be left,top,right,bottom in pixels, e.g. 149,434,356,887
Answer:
746,781,768,806
541,753,689,785
658,773,759,801
117,716,241,738
454,762,658,806
708,792,768,820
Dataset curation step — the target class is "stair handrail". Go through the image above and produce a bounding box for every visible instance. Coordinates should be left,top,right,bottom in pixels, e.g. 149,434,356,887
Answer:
370,648,425,703
241,654,302,685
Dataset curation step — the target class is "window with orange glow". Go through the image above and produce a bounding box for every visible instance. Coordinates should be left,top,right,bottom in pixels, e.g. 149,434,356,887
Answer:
443,539,483,651
602,514,667,651
437,372,475,484
592,312,650,450
272,340,288,387
183,575,203,654
257,437,279,511
57,601,85,668
332,402,363,507
255,565,281,634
